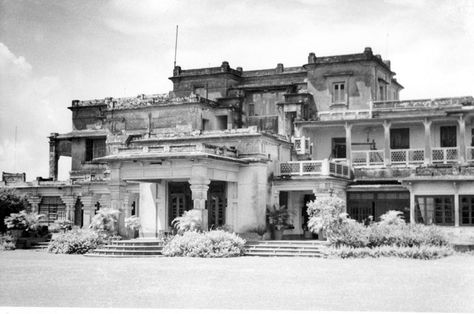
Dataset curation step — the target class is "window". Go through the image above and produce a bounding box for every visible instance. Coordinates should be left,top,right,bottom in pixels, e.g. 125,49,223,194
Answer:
331,138,346,158
460,195,474,225
193,86,206,98
39,196,66,224
248,104,255,116
216,115,228,130
332,82,345,104
94,202,101,215
85,138,106,162
390,128,410,149
202,119,210,131
440,126,457,147
415,196,454,225
378,83,387,101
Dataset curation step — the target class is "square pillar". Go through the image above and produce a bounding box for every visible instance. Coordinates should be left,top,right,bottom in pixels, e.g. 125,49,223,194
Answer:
60,195,76,222
453,182,459,227
458,116,466,164
383,120,391,167
28,196,42,214
48,133,59,180
80,195,95,227
423,118,432,165
139,182,158,238
189,177,210,230
406,183,415,224
345,123,352,167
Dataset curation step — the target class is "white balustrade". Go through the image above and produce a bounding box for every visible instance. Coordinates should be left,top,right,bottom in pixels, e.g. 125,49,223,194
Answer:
432,147,459,164
390,149,424,166
351,150,384,167
277,160,350,178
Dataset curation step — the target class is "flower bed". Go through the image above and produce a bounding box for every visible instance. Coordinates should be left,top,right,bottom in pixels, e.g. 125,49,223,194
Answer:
47,230,104,254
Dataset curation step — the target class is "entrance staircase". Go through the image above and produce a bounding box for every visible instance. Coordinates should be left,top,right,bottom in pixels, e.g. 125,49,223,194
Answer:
85,239,164,257
244,240,328,257
29,240,51,250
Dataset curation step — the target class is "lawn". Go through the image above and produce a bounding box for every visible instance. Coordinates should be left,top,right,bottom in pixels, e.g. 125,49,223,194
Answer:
1,250,473,312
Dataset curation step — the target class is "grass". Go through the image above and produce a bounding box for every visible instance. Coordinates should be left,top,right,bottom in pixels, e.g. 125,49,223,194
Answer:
0,250,473,311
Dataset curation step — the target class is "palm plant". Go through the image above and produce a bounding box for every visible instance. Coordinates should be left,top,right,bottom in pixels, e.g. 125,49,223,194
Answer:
172,209,202,233
89,208,120,235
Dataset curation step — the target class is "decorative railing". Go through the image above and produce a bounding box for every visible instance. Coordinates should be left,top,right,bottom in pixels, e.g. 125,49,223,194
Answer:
391,149,424,166
468,147,474,162
373,96,473,110
276,159,350,179
351,150,384,167
247,116,278,133
117,143,238,158
317,110,371,121
432,147,459,164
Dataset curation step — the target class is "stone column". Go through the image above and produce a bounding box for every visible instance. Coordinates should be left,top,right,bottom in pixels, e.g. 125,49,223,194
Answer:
81,194,95,227
189,177,210,230
406,183,415,224
345,123,352,167
383,120,391,167
28,196,42,214
49,133,59,180
139,182,158,238
453,182,459,227
458,116,466,164
60,195,76,222
423,118,432,165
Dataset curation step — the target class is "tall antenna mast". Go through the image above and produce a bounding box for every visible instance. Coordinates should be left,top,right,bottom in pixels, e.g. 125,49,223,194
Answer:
173,25,179,68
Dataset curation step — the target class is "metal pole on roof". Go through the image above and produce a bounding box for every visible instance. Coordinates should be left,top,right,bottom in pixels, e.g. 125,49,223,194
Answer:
173,25,179,68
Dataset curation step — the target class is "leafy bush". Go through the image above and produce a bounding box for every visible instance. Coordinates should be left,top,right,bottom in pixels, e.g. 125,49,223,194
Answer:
307,196,345,233
379,210,406,226
4,210,44,232
54,219,73,232
0,188,29,233
172,210,202,233
162,230,246,257
89,208,120,235
328,215,370,248
48,229,103,254
0,235,15,251
326,244,454,259
124,215,141,231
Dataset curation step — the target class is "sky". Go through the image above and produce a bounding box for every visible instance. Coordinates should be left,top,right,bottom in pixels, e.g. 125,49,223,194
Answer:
0,0,473,181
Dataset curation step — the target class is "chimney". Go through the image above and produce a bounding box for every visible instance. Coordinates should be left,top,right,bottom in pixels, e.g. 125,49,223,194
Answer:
221,61,230,71
308,52,316,63
364,47,373,57
173,65,181,76
276,63,284,73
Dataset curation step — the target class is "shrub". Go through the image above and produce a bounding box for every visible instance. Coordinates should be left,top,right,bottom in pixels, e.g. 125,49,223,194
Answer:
306,196,346,233
162,230,246,258
4,210,44,233
48,229,103,254
124,215,141,231
379,210,406,226
89,208,120,235
328,216,370,248
0,235,15,251
0,188,29,233
172,210,202,233
326,244,454,259
55,219,73,232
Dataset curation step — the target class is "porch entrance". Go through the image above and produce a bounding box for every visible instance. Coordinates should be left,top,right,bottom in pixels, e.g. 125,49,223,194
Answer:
167,180,227,229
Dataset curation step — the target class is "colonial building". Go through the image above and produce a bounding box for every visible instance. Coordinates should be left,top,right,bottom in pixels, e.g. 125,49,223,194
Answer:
2,47,474,240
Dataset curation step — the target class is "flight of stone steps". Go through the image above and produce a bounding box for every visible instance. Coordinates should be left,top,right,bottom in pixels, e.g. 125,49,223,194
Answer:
30,240,51,250
244,240,328,257
85,239,164,257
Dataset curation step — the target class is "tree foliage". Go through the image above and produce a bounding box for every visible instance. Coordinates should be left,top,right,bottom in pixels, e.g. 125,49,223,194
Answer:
0,188,29,232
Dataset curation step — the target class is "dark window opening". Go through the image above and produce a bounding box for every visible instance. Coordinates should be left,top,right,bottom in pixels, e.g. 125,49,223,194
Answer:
202,119,210,131
332,138,347,158
248,104,255,116
94,202,101,215
440,126,457,147
460,195,474,226
390,128,410,149
216,115,228,130
85,138,106,162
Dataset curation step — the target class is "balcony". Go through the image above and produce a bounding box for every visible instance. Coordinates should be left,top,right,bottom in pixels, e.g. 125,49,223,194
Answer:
432,147,459,164
275,159,350,179
390,149,424,166
351,150,384,167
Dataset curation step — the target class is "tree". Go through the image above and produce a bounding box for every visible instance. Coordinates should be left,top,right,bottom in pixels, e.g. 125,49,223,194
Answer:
0,188,29,233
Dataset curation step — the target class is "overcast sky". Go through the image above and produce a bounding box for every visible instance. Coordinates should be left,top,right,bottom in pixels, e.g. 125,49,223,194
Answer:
1,0,473,181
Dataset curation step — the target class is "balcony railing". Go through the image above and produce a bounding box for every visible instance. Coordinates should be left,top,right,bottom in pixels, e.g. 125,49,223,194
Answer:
351,150,384,167
276,159,350,179
317,110,371,121
391,149,424,166
432,147,459,164
468,147,474,162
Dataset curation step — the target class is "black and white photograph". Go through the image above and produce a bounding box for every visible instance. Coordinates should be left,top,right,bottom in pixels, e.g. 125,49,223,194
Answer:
0,0,473,313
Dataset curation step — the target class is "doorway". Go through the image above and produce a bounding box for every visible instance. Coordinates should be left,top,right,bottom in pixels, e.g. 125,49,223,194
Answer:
168,182,192,227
